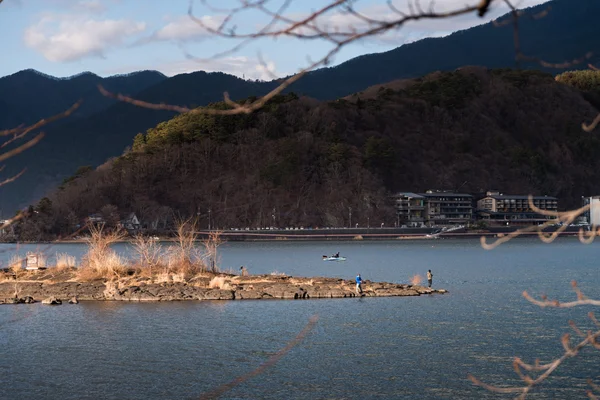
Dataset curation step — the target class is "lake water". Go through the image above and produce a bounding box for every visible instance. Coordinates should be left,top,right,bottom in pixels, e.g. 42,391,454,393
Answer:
1,237,600,399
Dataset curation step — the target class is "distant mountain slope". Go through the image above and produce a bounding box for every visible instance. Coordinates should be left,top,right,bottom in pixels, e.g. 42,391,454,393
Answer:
2,0,600,214
21,67,599,240
0,69,166,127
287,0,600,99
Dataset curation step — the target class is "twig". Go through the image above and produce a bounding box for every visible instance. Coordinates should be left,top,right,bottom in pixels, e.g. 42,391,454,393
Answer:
198,315,319,399
0,168,27,188
0,101,81,138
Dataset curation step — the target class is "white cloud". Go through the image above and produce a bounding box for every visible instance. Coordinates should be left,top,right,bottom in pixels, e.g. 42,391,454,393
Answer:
24,15,146,62
103,56,282,81
145,15,223,43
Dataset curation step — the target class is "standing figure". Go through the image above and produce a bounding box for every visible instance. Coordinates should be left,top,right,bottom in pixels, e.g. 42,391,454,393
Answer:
427,269,433,288
355,273,363,295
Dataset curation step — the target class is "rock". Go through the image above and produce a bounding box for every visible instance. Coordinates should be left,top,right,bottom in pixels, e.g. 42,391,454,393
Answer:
203,289,235,300
235,290,264,299
41,297,62,305
0,270,449,302
22,296,35,304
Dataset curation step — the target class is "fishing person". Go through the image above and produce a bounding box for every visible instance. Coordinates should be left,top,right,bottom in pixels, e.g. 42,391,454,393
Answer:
427,269,433,288
355,273,363,295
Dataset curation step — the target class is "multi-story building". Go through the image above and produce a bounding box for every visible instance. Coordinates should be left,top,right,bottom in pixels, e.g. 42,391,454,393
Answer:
476,192,558,226
420,191,473,226
394,192,426,227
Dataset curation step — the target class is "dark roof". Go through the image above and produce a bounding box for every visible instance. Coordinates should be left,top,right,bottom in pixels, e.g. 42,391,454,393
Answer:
394,192,425,199
486,195,558,200
420,192,473,198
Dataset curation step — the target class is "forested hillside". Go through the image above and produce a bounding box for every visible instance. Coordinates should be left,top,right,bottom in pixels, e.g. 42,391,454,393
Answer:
1,0,599,214
14,67,600,240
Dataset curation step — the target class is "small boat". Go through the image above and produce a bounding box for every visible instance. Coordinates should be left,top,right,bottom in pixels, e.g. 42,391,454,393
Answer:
322,255,347,261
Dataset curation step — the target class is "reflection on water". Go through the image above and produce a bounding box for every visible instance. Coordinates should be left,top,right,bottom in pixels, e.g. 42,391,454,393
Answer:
1,238,600,399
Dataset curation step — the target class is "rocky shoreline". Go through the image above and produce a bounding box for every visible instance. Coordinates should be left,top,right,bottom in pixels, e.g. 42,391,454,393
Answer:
0,269,447,304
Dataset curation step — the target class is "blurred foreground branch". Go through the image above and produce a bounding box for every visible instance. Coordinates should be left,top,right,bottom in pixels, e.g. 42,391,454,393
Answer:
480,196,594,250
469,281,600,399
198,314,319,400
100,0,587,116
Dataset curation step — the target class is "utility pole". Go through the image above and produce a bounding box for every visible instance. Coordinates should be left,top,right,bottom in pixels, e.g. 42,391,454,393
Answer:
208,208,212,231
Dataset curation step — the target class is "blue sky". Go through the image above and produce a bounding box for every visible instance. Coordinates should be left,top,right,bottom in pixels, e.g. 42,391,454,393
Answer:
0,0,548,79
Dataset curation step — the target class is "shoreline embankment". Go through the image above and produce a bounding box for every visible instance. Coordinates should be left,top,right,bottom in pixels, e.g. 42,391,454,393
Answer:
0,269,447,304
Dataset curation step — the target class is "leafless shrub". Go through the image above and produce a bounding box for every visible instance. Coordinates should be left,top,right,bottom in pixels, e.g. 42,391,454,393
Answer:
203,230,224,273
8,255,23,276
131,235,163,277
77,223,128,281
166,217,206,279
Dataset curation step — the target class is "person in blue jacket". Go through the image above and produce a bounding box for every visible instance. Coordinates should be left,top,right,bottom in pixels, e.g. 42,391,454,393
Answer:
355,273,363,295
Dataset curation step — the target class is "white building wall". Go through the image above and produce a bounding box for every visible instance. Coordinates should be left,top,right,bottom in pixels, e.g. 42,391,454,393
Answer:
590,197,600,226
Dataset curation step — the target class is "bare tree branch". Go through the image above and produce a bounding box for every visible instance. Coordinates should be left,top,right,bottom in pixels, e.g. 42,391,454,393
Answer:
0,132,45,164
0,168,26,189
100,0,593,120
481,197,591,250
0,101,81,138
469,281,600,398
101,0,504,116
198,315,319,399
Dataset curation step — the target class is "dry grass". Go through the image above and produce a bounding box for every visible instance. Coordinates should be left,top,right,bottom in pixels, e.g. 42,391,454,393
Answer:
77,223,128,281
8,255,22,274
55,252,76,270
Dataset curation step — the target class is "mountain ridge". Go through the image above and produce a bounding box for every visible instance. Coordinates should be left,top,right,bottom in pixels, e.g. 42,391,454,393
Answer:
1,0,599,215
13,67,600,239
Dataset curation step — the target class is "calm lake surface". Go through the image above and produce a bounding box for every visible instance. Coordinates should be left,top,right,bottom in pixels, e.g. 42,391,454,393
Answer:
1,237,600,399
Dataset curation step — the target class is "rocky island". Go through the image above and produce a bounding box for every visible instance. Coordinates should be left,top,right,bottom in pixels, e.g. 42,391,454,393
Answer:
0,268,447,304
